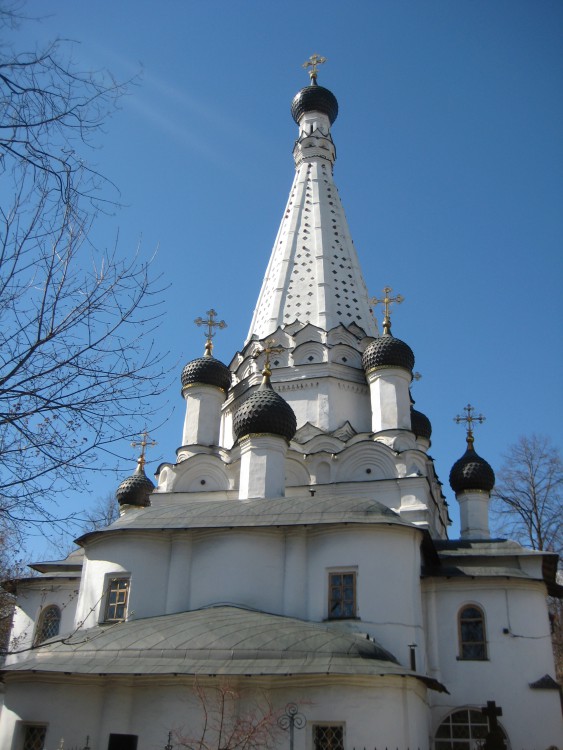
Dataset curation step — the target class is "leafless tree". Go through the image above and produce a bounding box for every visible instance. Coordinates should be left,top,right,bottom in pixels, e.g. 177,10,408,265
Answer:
491,434,562,556
79,491,119,532
0,4,168,540
491,434,563,680
174,681,284,750
0,531,26,653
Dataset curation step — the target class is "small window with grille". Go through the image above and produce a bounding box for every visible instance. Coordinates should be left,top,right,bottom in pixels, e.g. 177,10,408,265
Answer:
328,571,356,619
34,605,61,645
313,724,345,750
21,724,47,750
104,576,130,623
458,605,487,660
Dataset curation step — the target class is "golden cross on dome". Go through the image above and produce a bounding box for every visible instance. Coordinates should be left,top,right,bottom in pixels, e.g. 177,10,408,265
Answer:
370,286,404,335
254,339,284,378
454,403,486,447
302,53,327,83
131,430,157,471
194,308,227,356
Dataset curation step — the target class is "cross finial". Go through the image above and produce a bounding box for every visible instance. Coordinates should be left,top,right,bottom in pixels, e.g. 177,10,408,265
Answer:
370,286,405,335
194,308,227,356
253,339,284,380
454,403,486,449
131,430,157,471
302,53,327,84
481,701,506,750
482,700,503,728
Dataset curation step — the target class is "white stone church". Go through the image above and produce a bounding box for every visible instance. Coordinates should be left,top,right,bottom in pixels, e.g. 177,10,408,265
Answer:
1,64,561,750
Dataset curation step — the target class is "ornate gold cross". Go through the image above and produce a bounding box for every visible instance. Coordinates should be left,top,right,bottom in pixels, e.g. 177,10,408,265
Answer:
131,430,157,470
454,404,485,446
194,308,227,356
370,286,404,335
302,53,327,83
253,338,284,378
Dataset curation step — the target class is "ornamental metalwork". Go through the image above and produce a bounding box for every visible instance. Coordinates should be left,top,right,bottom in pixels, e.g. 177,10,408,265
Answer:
131,430,157,471
194,308,227,355
277,703,306,750
370,286,404,335
302,53,327,83
454,403,485,447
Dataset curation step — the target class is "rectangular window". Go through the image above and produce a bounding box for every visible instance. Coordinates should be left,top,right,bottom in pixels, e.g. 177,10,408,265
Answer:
313,724,344,750
104,577,130,622
459,606,487,660
108,734,138,750
328,571,356,619
22,725,47,750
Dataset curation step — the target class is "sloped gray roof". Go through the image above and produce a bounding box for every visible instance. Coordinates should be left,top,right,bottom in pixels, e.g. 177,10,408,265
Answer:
424,539,563,597
78,495,414,544
30,546,84,573
2,606,443,691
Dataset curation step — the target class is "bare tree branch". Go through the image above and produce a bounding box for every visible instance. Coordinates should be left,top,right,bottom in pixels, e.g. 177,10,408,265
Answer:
491,434,562,556
174,681,284,750
0,4,170,541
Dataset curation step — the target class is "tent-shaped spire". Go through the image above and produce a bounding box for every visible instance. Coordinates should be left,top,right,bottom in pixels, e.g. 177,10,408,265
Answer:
246,66,377,342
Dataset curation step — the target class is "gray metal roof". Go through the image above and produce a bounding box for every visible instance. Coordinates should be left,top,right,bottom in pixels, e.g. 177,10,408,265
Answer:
30,547,84,573
3,606,443,691
428,538,563,596
79,495,414,543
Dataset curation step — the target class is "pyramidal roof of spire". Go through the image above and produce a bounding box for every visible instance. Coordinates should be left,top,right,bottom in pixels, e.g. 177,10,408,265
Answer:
246,73,378,343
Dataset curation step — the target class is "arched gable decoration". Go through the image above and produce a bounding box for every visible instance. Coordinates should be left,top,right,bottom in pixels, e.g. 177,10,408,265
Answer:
34,604,61,645
458,604,487,660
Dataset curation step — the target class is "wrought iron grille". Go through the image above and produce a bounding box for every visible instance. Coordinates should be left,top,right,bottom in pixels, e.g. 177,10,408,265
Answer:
314,725,344,750
22,725,47,750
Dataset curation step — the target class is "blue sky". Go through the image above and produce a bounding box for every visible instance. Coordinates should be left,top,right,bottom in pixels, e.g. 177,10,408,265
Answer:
12,1,563,554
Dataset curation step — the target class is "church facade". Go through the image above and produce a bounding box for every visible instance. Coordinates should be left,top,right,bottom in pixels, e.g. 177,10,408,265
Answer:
1,64,561,750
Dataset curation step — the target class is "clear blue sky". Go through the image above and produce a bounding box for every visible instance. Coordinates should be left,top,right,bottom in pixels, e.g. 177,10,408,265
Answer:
14,0,563,555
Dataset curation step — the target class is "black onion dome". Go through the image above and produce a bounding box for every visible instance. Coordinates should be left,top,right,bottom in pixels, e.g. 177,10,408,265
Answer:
411,408,432,440
362,334,415,374
291,84,339,125
116,462,154,507
181,355,231,393
233,381,297,442
449,443,495,494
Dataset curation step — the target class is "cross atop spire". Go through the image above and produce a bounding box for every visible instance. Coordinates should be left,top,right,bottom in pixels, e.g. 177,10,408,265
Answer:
194,308,227,356
370,286,405,335
302,53,327,84
131,430,157,471
454,403,486,448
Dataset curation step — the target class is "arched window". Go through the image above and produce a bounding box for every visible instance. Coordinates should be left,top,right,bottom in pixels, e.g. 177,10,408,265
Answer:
458,604,487,660
435,708,508,750
34,604,61,645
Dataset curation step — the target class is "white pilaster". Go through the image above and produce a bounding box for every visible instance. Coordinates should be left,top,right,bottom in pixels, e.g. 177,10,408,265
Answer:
283,528,308,618
367,368,412,432
182,384,225,446
238,434,288,500
165,534,192,614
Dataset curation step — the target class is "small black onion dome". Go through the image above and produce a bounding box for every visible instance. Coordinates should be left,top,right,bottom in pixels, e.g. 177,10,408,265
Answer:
181,355,231,394
411,408,432,440
291,84,339,125
449,440,495,494
116,461,154,507
233,379,297,442
362,334,415,374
